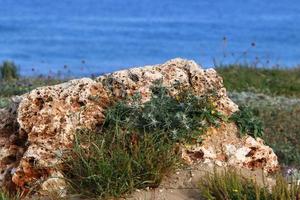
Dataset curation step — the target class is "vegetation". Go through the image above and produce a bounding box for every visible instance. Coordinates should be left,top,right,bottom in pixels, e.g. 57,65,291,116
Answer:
217,65,300,97
64,83,225,198
0,77,63,98
0,61,19,81
0,191,13,200
0,97,10,108
199,169,300,200
229,106,264,138
1,61,300,198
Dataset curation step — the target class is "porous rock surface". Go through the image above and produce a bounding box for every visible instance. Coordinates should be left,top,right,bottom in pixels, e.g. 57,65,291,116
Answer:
0,58,279,195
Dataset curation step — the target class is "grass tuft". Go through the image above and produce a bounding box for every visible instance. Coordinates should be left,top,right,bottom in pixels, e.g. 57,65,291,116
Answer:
199,169,300,200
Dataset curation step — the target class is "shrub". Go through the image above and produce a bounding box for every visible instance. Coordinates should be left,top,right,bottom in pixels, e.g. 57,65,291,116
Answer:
230,106,264,138
199,169,300,200
0,61,19,81
64,83,224,198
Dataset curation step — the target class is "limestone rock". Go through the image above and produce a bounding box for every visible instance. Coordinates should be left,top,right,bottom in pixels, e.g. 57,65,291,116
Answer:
12,78,110,192
0,96,24,191
0,58,278,196
182,123,279,173
98,58,238,115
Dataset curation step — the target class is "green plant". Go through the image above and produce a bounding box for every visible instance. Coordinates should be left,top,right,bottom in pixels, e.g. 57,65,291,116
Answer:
230,106,264,138
64,128,178,199
0,97,10,108
0,191,13,200
216,65,300,98
64,83,224,198
0,61,19,81
199,169,300,200
104,82,224,143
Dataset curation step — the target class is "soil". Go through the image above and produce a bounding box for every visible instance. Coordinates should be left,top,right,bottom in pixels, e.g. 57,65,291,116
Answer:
123,163,273,200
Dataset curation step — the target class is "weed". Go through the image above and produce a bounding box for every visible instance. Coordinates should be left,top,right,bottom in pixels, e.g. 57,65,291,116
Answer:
230,106,264,138
199,169,300,200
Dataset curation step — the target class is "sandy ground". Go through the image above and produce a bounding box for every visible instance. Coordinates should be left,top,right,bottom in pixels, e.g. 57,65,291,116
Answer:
122,163,272,200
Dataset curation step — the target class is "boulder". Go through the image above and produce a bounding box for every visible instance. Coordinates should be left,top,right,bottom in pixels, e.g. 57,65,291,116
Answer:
182,123,278,173
0,96,24,192
0,58,279,195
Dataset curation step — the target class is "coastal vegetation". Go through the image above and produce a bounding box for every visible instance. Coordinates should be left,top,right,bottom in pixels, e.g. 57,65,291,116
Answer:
217,64,300,97
1,61,300,199
199,169,300,200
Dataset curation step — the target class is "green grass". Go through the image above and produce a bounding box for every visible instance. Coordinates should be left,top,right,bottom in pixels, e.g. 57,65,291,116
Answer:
0,78,63,98
216,64,300,97
199,169,300,200
0,191,13,200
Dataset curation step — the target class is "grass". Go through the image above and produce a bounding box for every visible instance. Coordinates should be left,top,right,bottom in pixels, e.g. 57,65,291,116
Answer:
64,129,178,198
216,64,300,97
0,191,13,200
201,169,300,200
199,169,300,200
0,77,63,98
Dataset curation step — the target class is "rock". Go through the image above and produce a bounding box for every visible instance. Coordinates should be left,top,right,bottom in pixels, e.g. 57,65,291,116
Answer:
0,58,279,196
98,58,238,115
182,123,279,173
0,96,24,192
13,78,110,192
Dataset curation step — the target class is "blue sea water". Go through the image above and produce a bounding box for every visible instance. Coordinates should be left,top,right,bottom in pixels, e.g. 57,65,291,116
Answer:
0,0,300,76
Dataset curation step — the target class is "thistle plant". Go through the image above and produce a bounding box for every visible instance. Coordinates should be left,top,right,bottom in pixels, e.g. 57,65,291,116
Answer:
104,81,224,143
230,106,264,138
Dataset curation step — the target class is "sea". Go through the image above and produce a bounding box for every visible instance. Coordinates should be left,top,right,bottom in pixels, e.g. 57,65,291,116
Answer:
0,0,300,76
